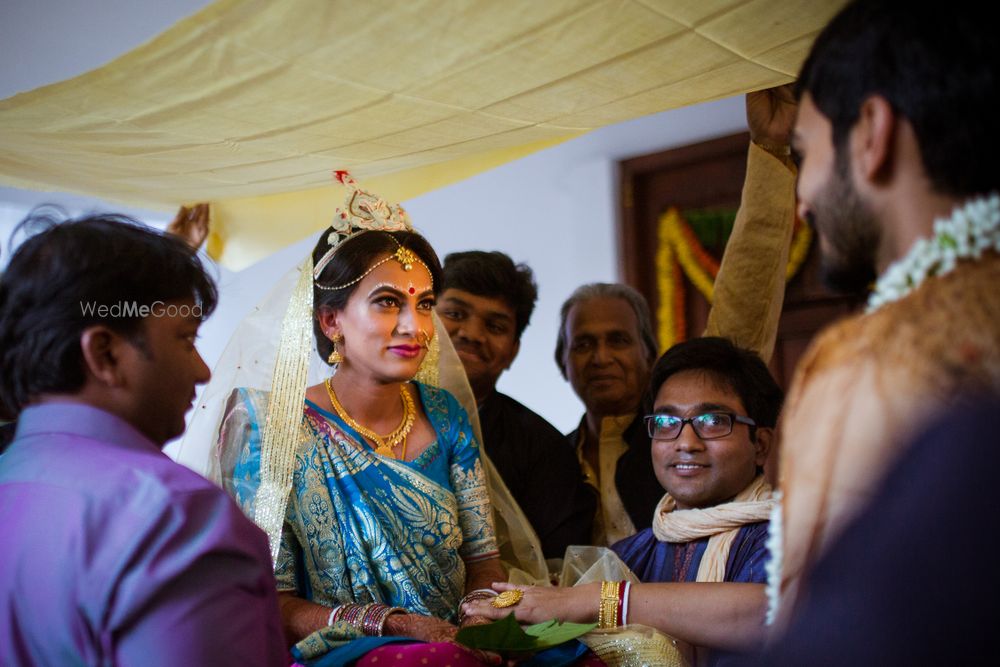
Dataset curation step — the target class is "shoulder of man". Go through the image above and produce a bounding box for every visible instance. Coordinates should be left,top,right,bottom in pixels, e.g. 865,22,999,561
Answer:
490,391,567,443
616,412,666,531
564,413,587,445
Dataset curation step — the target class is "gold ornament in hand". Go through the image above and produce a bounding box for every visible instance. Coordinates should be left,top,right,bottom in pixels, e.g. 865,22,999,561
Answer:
490,589,524,608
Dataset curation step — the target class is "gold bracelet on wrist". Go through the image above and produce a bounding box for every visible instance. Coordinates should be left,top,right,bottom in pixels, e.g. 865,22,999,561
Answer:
598,580,620,629
457,589,497,624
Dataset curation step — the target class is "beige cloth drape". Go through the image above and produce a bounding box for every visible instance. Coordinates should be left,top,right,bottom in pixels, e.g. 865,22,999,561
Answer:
0,0,847,268
704,142,798,362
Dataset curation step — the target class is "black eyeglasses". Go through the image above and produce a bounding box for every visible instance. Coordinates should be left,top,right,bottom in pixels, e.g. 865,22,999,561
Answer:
644,412,756,441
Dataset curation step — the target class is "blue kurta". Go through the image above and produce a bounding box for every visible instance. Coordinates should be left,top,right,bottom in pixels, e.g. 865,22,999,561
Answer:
611,522,770,584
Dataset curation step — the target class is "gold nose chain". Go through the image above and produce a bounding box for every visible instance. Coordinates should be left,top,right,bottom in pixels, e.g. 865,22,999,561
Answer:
325,379,416,459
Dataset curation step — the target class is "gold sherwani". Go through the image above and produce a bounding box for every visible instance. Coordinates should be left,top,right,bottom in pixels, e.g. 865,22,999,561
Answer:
776,253,1000,624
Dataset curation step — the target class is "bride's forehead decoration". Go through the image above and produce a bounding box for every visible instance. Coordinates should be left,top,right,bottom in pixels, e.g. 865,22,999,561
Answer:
313,171,433,290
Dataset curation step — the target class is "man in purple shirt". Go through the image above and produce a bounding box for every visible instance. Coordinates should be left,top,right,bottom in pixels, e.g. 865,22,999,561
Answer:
0,211,285,665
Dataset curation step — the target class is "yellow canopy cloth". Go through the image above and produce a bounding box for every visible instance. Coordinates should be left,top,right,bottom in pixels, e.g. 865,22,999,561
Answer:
652,474,775,582
0,0,846,268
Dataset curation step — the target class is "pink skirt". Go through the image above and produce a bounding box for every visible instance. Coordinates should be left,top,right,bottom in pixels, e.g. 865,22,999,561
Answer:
354,642,606,666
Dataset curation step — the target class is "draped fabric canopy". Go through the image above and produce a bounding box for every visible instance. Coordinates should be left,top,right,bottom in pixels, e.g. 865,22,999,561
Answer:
0,0,845,267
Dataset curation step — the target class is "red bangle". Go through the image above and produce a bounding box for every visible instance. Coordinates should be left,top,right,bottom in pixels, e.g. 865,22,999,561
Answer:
616,581,626,626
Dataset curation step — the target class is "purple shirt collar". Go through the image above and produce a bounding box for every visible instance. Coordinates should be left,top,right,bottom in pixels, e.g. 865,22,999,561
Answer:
14,402,160,454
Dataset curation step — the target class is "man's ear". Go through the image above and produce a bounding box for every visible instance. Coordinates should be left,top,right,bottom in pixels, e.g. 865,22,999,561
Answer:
753,426,775,467
79,326,127,387
853,94,897,183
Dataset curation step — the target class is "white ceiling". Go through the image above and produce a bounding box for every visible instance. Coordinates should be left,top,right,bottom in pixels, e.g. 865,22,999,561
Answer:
0,0,213,99
0,0,214,224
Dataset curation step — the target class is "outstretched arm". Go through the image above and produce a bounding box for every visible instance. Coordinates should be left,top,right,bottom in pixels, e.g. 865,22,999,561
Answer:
463,580,767,652
703,85,798,363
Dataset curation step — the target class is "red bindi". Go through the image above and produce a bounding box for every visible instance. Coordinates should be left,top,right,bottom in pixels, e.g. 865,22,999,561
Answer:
408,286,416,294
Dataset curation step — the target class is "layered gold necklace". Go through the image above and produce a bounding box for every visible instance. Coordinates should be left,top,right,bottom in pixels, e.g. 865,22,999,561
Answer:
325,379,416,460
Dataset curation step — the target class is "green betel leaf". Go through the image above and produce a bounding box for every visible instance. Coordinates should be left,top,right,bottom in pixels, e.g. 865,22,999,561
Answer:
523,620,598,648
456,614,597,653
456,613,536,651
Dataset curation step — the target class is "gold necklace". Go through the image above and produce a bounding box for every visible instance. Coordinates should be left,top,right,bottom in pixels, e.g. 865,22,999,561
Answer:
325,380,415,460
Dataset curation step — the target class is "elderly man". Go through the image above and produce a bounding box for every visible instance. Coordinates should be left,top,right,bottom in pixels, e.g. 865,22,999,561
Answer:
771,0,1000,627
556,282,663,545
438,250,594,559
0,212,285,665
556,86,799,545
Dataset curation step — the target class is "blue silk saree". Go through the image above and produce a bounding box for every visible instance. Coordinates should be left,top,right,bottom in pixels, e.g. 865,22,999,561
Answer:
219,381,499,660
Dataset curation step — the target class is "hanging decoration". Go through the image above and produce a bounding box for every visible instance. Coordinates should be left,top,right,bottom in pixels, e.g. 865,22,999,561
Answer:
655,207,813,351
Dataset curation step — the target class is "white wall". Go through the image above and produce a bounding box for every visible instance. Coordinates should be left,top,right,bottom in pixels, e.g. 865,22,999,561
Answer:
0,0,213,100
0,191,171,267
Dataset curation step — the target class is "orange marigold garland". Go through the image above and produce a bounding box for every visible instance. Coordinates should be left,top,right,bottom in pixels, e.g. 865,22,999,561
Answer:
671,258,685,348
656,213,685,351
655,207,812,350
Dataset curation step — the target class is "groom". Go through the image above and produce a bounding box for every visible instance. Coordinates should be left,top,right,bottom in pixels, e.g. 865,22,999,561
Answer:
773,0,1000,626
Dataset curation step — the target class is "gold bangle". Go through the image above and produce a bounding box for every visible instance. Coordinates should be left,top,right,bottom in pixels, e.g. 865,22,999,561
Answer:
598,580,620,629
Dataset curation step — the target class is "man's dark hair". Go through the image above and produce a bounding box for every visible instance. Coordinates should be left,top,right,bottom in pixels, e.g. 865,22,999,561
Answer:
312,229,443,363
0,208,218,414
796,0,999,197
555,283,658,379
649,337,783,437
441,251,538,340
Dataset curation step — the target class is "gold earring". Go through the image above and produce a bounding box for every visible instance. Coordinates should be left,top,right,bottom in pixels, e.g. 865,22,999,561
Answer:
328,333,344,365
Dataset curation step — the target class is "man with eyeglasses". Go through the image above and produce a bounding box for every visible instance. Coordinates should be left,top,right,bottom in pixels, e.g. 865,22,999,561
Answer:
611,336,782,666
556,85,799,548
467,337,783,666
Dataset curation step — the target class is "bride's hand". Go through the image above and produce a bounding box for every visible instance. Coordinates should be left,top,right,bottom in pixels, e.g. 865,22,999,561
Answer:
384,612,458,643
461,582,600,625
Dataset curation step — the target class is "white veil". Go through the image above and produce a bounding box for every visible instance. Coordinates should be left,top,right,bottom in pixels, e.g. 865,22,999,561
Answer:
175,249,548,583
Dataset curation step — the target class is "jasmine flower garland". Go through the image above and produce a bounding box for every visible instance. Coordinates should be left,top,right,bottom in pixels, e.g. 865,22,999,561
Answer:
763,492,783,625
867,193,1000,312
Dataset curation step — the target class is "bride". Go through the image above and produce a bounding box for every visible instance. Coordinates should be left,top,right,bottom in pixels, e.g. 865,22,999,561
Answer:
205,174,582,665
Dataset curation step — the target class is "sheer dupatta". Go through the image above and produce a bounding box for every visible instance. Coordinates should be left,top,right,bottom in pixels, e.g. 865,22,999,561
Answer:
175,256,548,584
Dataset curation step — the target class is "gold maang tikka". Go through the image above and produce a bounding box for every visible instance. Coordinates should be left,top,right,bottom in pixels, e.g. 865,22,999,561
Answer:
315,239,432,291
